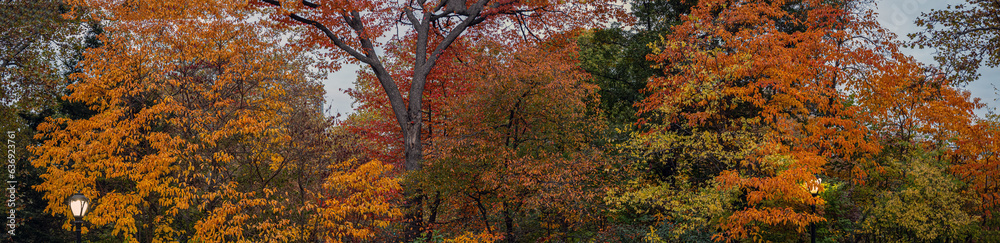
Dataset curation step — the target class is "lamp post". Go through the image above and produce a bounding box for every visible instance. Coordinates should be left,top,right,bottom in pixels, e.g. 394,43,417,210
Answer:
808,178,821,243
66,193,90,243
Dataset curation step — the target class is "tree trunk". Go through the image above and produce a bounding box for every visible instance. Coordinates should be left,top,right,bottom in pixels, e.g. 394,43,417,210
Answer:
401,72,427,240
399,112,425,240
264,1,491,241
402,192,424,240
404,106,423,171
503,201,515,243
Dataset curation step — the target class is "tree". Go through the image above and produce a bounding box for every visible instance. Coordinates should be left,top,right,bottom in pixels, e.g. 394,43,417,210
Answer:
836,55,987,241
346,32,609,241
859,148,979,241
1,2,95,242
952,112,1000,232
426,36,607,242
31,17,399,242
234,0,626,174
910,0,1000,85
622,0,899,240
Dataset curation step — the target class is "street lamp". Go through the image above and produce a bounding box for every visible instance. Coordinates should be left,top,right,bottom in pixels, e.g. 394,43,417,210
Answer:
66,193,90,243
808,178,821,243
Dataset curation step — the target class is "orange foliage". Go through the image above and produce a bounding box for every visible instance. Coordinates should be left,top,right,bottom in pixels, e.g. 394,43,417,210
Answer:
30,11,399,242
952,118,1000,221
641,0,996,239
640,0,890,240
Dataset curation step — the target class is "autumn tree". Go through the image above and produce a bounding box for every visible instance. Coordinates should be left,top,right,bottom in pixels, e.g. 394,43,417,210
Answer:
426,37,607,242
615,0,1000,241
842,49,989,241
616,0,900,240
344,32,610,241
31,15,399,242
952,111,1000,233
224,0,626,237
858,149,979,241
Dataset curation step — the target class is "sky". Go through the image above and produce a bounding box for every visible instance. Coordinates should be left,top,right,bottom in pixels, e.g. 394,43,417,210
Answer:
319,0,999,117
320,64,362,116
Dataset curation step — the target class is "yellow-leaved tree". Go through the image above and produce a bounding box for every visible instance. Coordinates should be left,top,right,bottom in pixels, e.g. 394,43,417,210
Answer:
31,13,399,243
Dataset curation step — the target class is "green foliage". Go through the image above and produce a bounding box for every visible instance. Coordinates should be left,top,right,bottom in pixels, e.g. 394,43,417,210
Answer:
576,0,694,127
859,148,980,241
577,28,657,126
635,180,738,242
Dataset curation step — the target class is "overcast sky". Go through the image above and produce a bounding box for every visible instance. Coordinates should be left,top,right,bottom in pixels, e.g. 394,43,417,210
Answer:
319,0,999,117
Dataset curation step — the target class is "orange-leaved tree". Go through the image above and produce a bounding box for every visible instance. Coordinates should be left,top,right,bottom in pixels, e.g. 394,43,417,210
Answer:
849,56,985,240
233,0,627,236
908,0,1000,232
629,0,994,240
952,112,1000,231
31,17,399,242
627,0,899,240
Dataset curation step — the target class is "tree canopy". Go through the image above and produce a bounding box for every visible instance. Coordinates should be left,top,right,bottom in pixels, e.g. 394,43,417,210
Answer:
4,0,999,242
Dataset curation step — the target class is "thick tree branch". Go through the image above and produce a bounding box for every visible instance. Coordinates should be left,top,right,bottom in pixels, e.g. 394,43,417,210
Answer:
406,7,431,70
258,0,371,63
407,0,491,134
423,0,491,71
339,11,411,130
286,14,372,63
258,0,409,131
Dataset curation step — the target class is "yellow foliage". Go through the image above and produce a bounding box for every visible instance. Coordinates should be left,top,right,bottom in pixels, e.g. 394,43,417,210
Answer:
30,12,399,242
308,158,402,242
